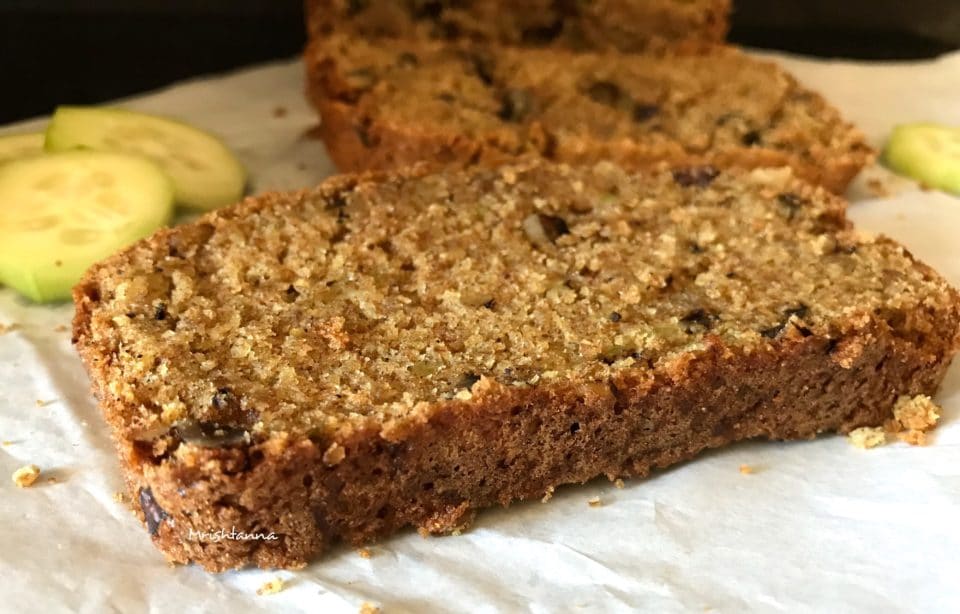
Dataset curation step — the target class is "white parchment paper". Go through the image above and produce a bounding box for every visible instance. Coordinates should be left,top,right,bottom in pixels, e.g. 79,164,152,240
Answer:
1,50,959,613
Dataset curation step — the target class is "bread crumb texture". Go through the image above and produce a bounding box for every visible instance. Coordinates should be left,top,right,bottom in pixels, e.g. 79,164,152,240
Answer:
74,162,957,441
738,463,754,474
359,602,381,614
323,442,346,466
256,578,285,596
12,464,40,488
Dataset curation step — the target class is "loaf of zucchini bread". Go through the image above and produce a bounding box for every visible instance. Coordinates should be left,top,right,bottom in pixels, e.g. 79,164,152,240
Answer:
73,160,959,571
306,0,732,52
306,35,873,192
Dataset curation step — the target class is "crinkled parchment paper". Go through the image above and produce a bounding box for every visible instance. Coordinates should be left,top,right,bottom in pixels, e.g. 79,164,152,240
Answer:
1,50,959,613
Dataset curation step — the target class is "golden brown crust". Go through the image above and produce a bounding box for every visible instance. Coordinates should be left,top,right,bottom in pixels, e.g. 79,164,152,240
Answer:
304,36,873,193
72,161,959,571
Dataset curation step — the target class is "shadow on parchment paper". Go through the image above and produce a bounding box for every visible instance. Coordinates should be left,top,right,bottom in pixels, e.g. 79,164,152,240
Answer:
937,360,960,422
19,318,120,470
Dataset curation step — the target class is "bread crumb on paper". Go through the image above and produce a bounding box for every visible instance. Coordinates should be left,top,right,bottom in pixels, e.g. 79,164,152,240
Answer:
35,399,56,408
256,578,285,596
892,394,940,433
849,426,887,449
357,548,372,559
113,491,127,503
541,486,555,503
12,464,40,487
614,478,625,489
849,395,941,449
359,602,381,614
884,395,940,447
896,430,928,446
587,496,602,507
865,178,891,198
738,464,754,474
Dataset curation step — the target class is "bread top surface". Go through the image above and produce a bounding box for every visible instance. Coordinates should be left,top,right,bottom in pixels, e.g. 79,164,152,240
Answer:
306,0,731,51
74,161,958,442
307,35,871,169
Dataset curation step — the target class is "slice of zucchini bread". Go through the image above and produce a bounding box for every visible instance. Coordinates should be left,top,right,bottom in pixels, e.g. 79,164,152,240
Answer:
73,160,959,571
305,0,732,53
305,35,873,193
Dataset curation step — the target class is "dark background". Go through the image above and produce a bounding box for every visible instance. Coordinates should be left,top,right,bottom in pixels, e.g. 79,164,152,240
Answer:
2,0,959,124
